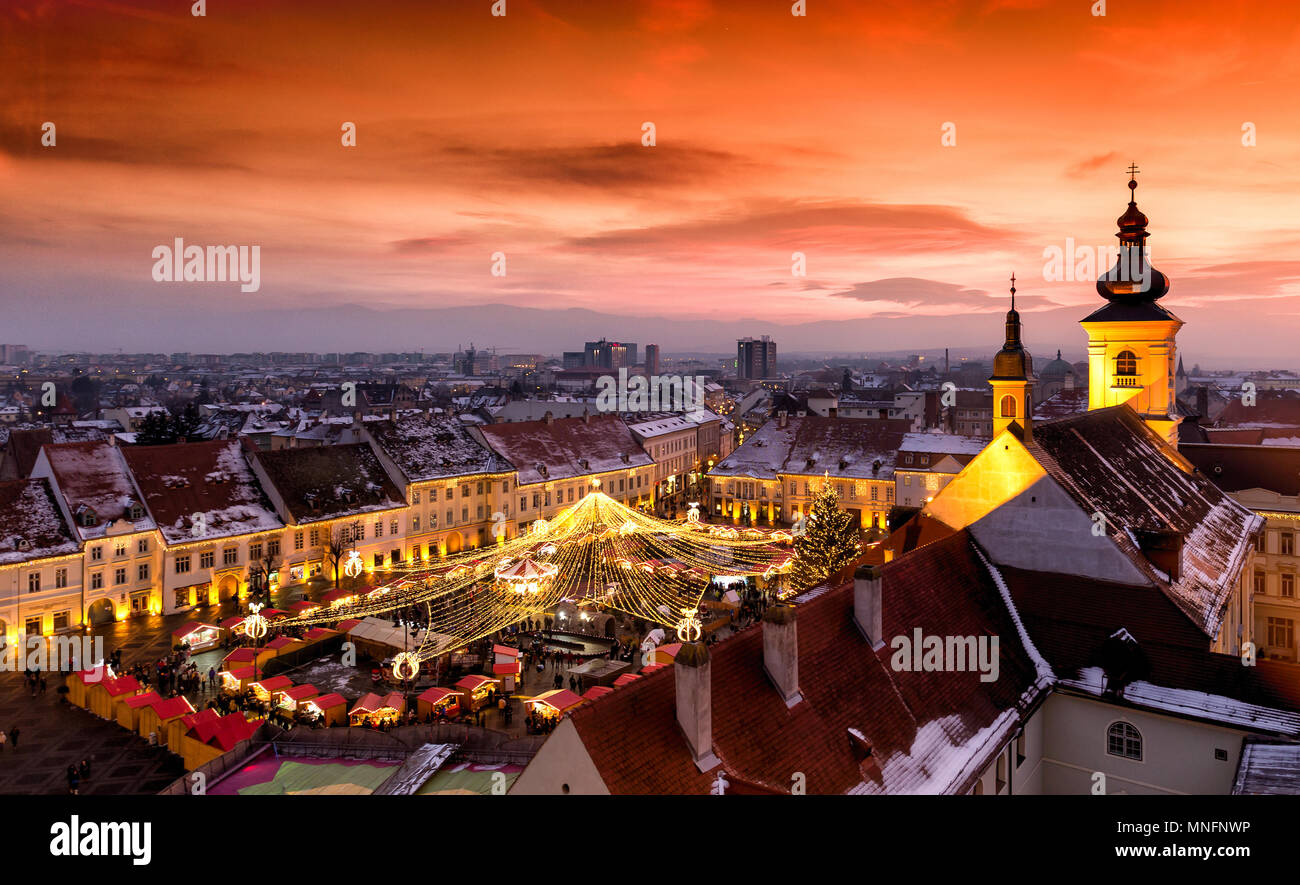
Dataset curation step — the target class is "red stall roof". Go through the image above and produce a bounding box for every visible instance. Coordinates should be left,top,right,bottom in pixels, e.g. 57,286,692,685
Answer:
418,686,461,705
455,674,496,692
612,674,642,687
125,691,163,709
311,692,346,710
152,696,196,720
252,675,293,693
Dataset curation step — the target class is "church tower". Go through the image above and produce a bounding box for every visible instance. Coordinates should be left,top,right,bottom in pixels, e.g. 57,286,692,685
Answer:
989,274,1035,442
1080,167,1183,447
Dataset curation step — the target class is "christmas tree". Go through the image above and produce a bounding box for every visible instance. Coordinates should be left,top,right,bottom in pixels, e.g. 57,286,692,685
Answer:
789,477,861,591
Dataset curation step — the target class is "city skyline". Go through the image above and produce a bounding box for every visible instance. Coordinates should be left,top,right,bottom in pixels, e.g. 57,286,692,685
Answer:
4,0,1300,362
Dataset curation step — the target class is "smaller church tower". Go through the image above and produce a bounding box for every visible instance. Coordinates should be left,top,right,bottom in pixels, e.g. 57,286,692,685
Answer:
989,273,1035,442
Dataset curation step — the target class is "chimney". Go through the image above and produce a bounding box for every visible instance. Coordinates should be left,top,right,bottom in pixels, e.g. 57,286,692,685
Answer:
828,406,838,419
777,410,788,428
1196,386,1209,420
544,411,554,425
853,564,884,648
762,605,802,707
674,642,719,771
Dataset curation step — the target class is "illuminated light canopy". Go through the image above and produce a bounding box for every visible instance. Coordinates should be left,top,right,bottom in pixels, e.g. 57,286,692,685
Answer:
276,491,794,662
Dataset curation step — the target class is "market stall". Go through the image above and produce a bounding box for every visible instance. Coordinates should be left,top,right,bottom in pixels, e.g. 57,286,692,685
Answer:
581,685,614,702
219,616,247,640
647,642,682,666
416,686,463,720
173,621,222,652
492,659,522,693
453,674,498,713
302,692,348,727
116,690,162,731
612,674,642,688
218,665,258,693
178,711,263,771
86,674,142,720
249,675,293,704
525,689,585,724
275,683,319,712
138,695,196,747
348,691,406,727
66,666,107,708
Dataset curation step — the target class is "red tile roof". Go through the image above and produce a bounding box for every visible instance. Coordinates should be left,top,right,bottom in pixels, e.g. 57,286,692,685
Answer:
561,531,1046,794
248,442,404,524
473,415,653,485
121,440,283,543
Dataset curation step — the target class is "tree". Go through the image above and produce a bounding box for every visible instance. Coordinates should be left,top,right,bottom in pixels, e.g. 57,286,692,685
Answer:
325,521,361,591
788,477,860,591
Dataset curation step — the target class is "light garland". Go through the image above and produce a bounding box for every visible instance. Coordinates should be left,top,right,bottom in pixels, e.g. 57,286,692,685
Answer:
275,491,792,661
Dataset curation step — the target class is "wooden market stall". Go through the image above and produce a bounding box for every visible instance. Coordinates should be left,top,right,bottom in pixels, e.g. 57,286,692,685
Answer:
138,696,196,747
492,660,522,693
416,686,463,720
65,666,107,708
348,691,406,727
178,711,263,771
612,673,642,688
647,642,682,666
219,616,247,640
275,683,319,713
302,692,348,727
248,674,293,704
173,621,222,652
581,685,614,702
453,675,499,712
116,690,163,731
218,665,258,693
526,689,586,724
86,675,142,720
263,635,303,658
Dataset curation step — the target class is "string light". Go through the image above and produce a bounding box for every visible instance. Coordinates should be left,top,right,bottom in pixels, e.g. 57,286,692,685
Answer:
276,491,792,661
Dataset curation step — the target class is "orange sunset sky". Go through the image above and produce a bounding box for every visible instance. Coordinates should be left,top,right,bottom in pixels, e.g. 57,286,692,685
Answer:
2,0,1299,363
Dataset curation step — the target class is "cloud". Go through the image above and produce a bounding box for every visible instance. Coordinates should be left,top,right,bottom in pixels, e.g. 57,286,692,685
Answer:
564,199,1024,255
827,276,1059,316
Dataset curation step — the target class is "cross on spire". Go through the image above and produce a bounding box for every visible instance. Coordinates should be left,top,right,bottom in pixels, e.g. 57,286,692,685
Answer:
1126,163,1140,201
1010,272,1016,310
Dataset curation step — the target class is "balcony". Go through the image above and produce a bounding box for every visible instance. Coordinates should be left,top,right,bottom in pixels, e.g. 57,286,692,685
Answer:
1111,375,1141,389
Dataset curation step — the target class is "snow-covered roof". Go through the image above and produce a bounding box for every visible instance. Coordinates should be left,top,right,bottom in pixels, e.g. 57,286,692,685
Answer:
39,440,155,540
474,415,653,485
368,415,510,483
121,440,284,544
711,415,911,481
0,478,80,565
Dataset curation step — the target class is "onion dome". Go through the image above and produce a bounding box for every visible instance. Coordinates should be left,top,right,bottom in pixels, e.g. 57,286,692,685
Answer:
991,274,1034,381
1097,171,1170,302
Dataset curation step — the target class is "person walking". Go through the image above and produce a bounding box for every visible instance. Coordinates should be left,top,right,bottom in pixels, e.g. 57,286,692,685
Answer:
0,730,6,752
10,727,19,749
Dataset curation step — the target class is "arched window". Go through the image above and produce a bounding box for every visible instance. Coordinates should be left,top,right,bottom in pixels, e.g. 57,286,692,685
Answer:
1114,350,1138,376
999,394,1016,418
1106,721,1143,761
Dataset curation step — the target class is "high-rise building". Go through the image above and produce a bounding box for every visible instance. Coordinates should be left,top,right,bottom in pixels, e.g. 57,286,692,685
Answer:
584,339,637,370
644,344,660,376
736,336,777,379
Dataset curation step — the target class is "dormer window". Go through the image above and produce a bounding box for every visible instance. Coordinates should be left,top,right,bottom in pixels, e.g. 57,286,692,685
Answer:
128,504,144,521
1114,350,1138,376
78,508,98,528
